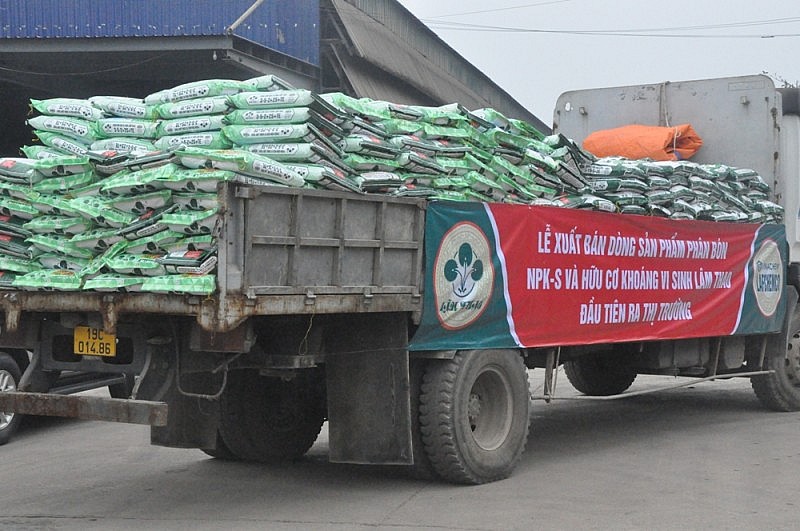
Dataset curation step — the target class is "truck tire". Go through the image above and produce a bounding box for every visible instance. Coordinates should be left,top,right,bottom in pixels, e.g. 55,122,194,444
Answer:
563,352,637,396
0,352,23,446
218,369,326,462
419,349,530,485
751,309,800,411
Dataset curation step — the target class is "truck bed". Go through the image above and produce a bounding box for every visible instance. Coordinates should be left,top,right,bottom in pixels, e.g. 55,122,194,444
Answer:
0,184,426,335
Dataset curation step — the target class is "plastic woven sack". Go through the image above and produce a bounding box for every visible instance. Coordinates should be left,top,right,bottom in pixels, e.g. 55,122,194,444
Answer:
140,274,216,295
89,96,159,120
583,124,703,161
145,79,249,105
13,269,82,291
30,98,106,121
28,116,100,143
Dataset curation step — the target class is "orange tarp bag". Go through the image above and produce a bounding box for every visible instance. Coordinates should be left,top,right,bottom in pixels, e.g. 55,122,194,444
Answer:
582,123,703,161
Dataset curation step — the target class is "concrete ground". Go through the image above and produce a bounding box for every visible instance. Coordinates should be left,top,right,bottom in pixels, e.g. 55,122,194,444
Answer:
1,372,799,530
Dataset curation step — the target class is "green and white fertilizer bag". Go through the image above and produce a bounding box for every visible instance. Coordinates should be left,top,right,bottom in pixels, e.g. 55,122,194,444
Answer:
221,123,321,145
69,197,137,228
233,142,319,161
0,158,42,184
27,115,99,143
0,234,36,259
124,230,183,254
25,234,95,259
161,208,219,236
33,155,93,177
153,132,232,151
88,96,159,120
30,98,106,121
0,215,33,239
34,171,96,194
155,96,230,119
35,131,90,156
172,192,218,211
105,189,172,215
176,147,304,187
117,205,178,241
96,118,159,139
30,194,81,217
37,253,89,272
0,197,39,220
156,115,225,137
156,168,233,193
236,151,305,187
145,79,249,105
23,215,93,237
83,273,145,292
141,274,216,296
227,89,315,110
20,145,66,160
78,240,127,278
0,271,18,287
70,228,124,252
161,234,214,253
105,253,167,276
243,74,295,92
223,108,314,125
158,247,217,275
100,163,176,196
0,255,40,274
90,137,157,154
13,269,82,291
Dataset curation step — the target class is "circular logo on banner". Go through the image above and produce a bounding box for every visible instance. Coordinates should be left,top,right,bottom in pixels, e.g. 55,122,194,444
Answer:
752,239,783,317
433,222,494,330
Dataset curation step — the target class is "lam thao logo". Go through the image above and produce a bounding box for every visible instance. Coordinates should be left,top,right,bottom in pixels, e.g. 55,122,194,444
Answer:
433,222,494,330
752,239,783,317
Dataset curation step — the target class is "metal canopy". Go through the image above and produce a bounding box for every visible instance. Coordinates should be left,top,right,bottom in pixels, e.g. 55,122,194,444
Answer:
326,0,549,133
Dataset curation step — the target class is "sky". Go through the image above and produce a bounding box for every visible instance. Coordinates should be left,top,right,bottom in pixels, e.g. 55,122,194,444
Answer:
395,0,800,125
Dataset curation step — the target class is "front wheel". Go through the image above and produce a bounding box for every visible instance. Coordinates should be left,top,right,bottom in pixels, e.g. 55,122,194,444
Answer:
0,353,23,446
751,308,800,411
419,349,530,484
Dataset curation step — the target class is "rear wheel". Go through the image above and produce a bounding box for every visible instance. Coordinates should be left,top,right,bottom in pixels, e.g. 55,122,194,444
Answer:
751,308,800,411
419,349,530,485
218,369,326,462
0,353,23,446
564,352,637,396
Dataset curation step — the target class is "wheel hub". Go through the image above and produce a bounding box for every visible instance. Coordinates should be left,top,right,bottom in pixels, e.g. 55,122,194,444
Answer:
0,369,17,430
468,368,514,451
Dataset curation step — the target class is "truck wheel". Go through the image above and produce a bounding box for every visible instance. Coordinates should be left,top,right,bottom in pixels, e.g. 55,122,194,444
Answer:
563,352,637,396
218,369,326,462
751,309,800,411
419,349,530,485
0,353,23,446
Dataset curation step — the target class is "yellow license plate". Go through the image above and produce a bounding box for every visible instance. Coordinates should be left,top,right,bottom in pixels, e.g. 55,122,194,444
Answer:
73,326,117,357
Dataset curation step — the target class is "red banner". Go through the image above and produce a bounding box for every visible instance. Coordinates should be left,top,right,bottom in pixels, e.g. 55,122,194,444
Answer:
487,204,779,347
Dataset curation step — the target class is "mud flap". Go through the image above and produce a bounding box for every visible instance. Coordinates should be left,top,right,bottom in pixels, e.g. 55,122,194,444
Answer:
142,344,221,450
325,313,413,465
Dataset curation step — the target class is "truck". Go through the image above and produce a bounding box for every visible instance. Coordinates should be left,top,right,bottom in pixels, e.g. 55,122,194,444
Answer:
0,73,798,485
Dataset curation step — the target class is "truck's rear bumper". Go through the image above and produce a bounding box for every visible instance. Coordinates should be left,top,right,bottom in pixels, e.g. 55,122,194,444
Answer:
0,391,168,426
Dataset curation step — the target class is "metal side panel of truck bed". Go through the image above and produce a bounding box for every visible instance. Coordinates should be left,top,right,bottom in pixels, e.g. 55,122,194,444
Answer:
0,184,427,336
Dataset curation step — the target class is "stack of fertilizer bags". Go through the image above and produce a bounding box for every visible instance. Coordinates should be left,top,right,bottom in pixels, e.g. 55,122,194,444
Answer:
2,76,782,295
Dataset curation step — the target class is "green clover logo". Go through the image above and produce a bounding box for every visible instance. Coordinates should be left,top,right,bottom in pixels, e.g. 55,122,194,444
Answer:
444,242,484,299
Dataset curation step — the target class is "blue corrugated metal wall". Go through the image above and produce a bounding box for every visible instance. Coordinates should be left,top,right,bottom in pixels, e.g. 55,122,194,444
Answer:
0,0,319,64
